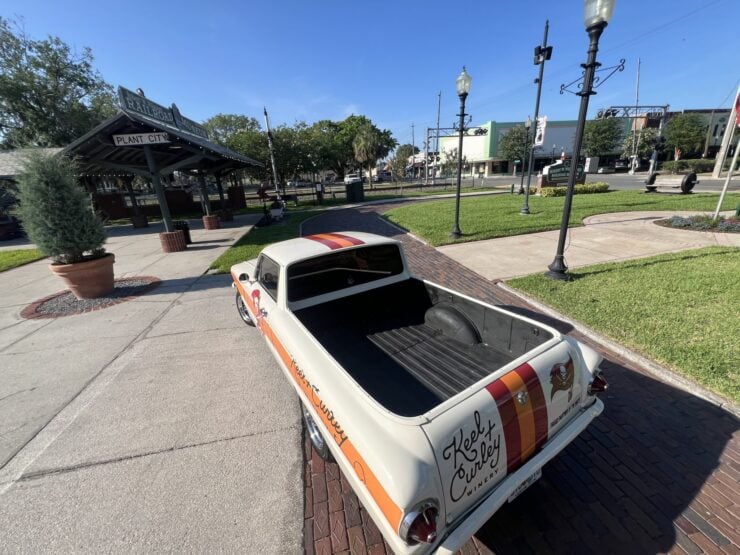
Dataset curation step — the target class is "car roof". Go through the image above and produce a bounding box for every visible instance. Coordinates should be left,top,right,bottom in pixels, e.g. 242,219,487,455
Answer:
261,231,399,266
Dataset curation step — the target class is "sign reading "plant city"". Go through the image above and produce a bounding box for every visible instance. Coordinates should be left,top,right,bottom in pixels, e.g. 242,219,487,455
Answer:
112,132,170,146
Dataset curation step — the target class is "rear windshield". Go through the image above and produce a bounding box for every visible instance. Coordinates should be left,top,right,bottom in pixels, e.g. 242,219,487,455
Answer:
287,244,404,302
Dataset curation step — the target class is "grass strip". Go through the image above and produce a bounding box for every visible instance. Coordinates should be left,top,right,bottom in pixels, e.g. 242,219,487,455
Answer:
0,248,45,272
209,211,320,274
508,247,739,402
385,190,740,246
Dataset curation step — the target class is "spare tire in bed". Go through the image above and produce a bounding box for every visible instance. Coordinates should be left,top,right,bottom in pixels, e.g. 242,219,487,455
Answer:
424,303,480,345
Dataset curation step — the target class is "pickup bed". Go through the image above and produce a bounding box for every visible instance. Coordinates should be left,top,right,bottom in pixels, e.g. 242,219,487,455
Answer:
231,231,606,554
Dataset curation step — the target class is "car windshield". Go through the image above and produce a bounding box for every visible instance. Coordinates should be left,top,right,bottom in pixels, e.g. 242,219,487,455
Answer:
287,244,404,302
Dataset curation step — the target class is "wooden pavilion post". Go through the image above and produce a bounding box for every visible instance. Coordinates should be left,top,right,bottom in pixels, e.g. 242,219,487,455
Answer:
143,145,174,232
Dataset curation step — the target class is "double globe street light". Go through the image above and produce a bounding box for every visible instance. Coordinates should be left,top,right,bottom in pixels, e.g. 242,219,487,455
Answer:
546,0,615,280
450,66,472,240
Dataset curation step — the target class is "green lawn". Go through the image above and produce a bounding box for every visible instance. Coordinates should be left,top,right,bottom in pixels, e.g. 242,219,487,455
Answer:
385,190,740,246
209,211,320,274
508,247,739,402
0,248,45,272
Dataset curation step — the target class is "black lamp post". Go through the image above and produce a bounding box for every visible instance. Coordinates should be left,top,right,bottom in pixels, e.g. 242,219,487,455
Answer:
546,0,615,281
519,116,532,196
450,66,472,240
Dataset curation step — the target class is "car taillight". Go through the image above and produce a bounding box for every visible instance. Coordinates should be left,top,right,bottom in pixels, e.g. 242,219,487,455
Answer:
588,371,608,395
399,501,439,545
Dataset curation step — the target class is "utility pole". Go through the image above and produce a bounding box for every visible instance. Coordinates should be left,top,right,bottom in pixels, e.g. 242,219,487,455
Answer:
522,20,553,216
434,91,442,185
424,128,431,186
263,107,281,196
411,123,416,181
629,57,641,175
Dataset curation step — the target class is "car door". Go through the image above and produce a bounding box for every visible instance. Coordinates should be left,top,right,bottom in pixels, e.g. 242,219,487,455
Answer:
252,254,281,333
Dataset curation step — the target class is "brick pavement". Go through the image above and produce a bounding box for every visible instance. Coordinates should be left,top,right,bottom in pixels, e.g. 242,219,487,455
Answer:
300,206,739,555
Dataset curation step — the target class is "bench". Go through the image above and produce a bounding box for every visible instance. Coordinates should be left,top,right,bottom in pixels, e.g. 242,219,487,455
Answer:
645,172,698,194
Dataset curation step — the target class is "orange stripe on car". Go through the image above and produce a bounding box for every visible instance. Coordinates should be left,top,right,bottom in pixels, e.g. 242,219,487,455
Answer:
500,371,537,462
232,274,403,532
304,233,365,250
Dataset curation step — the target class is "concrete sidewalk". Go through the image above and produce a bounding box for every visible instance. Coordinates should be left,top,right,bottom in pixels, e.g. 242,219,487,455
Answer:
0,215,303,552
438,211,740,281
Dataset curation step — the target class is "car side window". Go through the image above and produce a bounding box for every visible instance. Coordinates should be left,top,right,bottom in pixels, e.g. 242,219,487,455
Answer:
258,255,280,300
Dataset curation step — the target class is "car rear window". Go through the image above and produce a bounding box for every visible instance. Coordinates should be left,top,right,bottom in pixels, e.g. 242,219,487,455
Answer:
287,244,404,302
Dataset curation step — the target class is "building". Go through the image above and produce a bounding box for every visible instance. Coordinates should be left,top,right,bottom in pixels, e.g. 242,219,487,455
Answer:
437,119,582,177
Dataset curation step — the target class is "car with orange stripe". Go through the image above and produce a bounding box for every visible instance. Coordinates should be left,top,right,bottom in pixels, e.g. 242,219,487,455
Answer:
231,232,606,554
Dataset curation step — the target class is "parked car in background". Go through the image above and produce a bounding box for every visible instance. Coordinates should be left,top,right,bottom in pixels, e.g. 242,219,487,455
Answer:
614,159,629,172
0,215,23,240
344,173,362,185
597,166,615,174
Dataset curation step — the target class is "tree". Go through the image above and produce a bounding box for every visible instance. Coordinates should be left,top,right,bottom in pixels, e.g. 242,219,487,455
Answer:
353,123,392,185
622,127,658,160
498,126,529,172
0,17,116,149
664,113,707,160
202,114,260,146
440,147,467,178
17,153,106,264
390,144,417,180
582,118,625,157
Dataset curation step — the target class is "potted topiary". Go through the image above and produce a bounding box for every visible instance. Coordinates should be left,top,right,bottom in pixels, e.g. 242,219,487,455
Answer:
17,153,114,299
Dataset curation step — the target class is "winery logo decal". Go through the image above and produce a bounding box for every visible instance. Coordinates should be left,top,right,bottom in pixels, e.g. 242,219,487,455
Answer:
442,411,502,502
550,357,574,401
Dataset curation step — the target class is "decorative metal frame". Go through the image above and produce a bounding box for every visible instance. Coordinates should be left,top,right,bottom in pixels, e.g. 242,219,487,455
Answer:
559,58,626,95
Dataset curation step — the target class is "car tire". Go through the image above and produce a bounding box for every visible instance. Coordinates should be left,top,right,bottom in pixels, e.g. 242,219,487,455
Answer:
235,292,255,327
303,404,333,461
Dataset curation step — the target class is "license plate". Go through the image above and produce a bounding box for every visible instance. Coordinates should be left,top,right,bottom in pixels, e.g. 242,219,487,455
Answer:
507,468,542,503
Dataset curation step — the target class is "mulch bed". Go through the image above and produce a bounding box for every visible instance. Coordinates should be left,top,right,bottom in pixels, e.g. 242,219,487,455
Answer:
20,276,161,319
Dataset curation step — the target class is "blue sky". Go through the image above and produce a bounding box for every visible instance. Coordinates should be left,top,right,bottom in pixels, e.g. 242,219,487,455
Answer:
3,0,738,147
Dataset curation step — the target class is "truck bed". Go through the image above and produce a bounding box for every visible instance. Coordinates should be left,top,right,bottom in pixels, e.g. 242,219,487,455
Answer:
294,279,550,417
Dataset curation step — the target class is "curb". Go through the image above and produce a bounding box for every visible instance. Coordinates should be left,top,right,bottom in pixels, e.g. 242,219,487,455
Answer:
496,282,740,419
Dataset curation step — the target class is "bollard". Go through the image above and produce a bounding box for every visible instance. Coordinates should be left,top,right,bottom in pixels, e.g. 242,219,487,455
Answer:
511,183,515,194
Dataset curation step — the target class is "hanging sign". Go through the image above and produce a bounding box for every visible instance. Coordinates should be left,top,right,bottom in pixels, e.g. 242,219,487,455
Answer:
534,116,547,146
112,132,171,146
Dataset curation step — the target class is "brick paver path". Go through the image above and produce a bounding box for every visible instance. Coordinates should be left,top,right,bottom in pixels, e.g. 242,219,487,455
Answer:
300,205,739,555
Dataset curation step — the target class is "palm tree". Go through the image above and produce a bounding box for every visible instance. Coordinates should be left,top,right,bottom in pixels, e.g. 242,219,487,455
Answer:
353,124,381,188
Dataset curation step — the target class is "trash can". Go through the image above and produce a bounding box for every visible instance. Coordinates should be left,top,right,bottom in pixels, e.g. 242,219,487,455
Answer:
172,220,192,244
345,182,364,203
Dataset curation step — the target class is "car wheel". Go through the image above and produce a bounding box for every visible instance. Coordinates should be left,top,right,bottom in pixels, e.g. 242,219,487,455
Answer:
303,404,333,461
235,292,255,326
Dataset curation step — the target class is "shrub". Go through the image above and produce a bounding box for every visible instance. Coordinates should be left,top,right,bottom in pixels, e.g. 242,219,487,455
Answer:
540,182,610,198
659,159,715,174
17,153,107,264
661,215,739,233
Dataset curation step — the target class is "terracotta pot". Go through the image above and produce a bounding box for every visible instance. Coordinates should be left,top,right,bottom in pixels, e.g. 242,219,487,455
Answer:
159,230,187,253
49,253,115,300
131,214,148,228
203,214,220,230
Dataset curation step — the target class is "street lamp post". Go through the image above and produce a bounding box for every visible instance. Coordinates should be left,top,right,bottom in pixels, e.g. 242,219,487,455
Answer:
546,0,615,281
522,20,552,215
450,67,472,240
519,116,532,196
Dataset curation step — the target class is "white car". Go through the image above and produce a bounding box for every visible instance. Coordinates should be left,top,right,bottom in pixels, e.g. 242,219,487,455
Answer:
231,232,606,554
344,173,362,185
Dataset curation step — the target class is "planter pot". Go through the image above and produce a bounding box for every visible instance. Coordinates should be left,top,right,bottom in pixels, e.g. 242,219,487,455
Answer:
218,209,233,222
160,230,187,253
203,214,220,230
49,253,115,300
131,214,148,228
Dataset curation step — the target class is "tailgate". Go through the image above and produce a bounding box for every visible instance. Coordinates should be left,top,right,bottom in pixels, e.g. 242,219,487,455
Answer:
422,340,591,524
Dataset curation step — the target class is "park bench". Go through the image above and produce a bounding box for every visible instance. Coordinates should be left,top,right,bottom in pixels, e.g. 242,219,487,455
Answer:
644,172,698,194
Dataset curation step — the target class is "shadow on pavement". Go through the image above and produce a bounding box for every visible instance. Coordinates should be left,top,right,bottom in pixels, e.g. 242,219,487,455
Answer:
473,356,738,554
